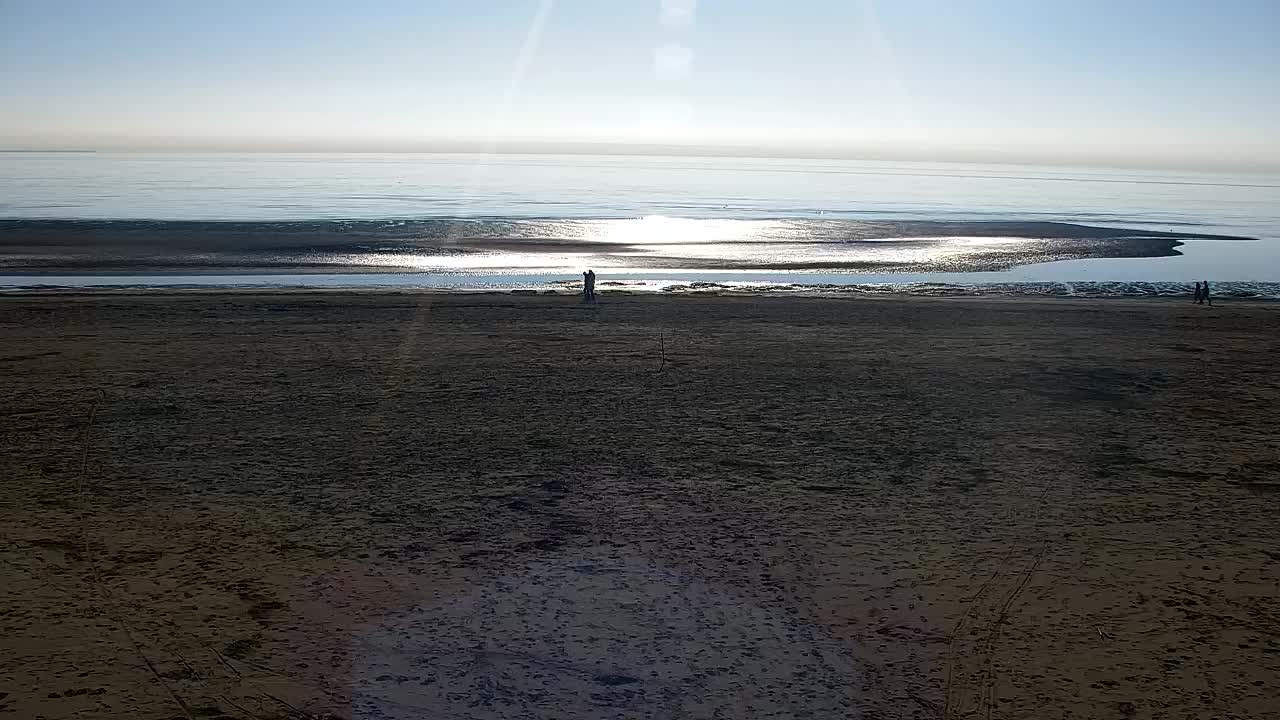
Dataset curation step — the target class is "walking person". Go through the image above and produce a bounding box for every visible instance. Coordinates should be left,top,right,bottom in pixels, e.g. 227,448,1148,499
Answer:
586,269,597,302
1193,281,1203,304
1202,280,1212,306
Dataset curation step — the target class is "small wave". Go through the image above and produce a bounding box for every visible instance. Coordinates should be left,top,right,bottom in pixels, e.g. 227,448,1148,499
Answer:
652,280,1280,299
6,277,1278,300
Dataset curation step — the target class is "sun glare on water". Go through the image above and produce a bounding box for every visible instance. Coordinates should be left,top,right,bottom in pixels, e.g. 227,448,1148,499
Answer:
592,216,789,246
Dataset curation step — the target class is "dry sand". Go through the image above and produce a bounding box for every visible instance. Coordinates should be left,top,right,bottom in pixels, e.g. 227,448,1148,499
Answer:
2,292,1278,719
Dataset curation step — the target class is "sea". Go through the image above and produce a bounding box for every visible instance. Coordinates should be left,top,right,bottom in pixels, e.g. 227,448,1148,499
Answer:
2,152,1279,297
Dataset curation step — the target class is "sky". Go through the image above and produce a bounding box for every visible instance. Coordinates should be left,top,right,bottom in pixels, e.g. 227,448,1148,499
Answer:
2,0,1278,169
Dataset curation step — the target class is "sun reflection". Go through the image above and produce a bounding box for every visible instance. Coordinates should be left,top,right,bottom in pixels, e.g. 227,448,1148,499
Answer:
312,225,1047,274
592,216,789,246
329,251,606,272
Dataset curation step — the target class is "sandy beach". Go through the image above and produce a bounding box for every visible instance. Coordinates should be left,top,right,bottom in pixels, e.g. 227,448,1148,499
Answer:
2,292,1278,719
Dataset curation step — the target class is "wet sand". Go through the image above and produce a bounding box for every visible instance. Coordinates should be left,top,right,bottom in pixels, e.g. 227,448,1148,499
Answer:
2,292,1279,719
1,218,1250,273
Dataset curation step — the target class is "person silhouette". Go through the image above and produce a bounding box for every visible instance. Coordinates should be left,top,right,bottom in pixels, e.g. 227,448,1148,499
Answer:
583,270,591,302
1202,280,1212,306
1193,281,1203,304
587,269,596,302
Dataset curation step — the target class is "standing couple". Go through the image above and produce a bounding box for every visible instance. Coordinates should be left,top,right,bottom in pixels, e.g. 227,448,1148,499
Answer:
1193,280,1212,306
582,269,597,302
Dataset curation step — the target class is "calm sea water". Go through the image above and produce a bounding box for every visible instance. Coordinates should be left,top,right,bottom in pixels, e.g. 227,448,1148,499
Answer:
2,152,1279,292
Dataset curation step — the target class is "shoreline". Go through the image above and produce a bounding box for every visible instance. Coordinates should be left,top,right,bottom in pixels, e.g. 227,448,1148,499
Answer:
4,282,1279,302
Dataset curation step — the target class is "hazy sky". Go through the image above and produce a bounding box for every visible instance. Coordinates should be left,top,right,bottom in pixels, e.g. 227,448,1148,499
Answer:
2,0,1278,169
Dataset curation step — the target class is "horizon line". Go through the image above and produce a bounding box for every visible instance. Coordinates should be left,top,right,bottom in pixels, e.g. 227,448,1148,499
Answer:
3,142,1277,174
